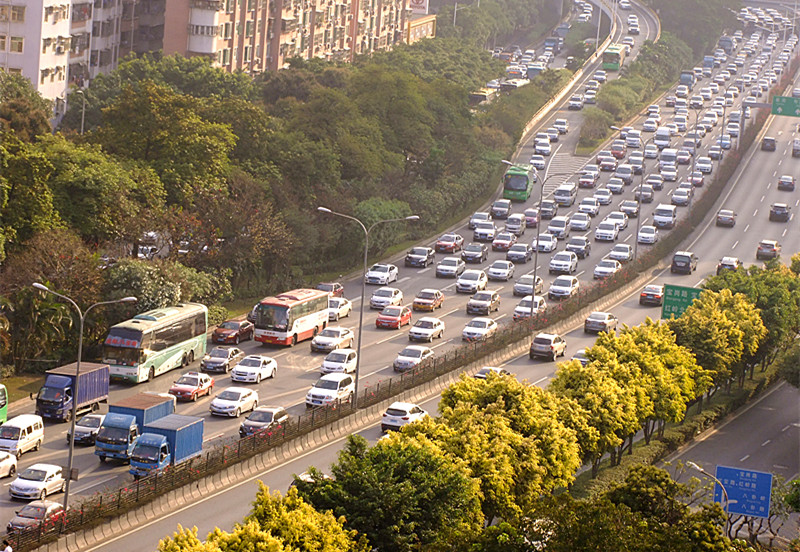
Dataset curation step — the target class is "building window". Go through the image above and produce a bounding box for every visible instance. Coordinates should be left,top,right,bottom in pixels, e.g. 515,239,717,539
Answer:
0,35,5,51
223,22,232,38
247,0,255,10
245,20,254,37
243,44,251,61
11,5,25,22
225,0,234,13
10,37,23,53
222,48,231,64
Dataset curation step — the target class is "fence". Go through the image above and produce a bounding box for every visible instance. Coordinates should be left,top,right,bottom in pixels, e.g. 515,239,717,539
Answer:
10,45,798,552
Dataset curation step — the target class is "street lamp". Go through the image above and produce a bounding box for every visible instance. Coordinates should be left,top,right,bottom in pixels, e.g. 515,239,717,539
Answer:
74,89,86,136
453,0,479,27
686,461,731,535
316,208,419,410
32,283,136,511
611,125,650,259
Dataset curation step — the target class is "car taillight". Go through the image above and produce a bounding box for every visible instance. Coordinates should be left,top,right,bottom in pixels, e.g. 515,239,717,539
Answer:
402,416,410,420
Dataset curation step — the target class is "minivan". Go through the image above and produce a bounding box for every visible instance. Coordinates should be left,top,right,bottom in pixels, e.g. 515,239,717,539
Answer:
654,126,671,149
0,414,44,458
553,182,578,207
653,204,678,229
659,148,678,168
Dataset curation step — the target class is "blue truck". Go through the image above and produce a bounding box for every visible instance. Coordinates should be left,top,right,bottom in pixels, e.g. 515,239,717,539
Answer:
35,363,109,422
679,70,696,90
95,394,174,463
129,414,204,478
544,36,564,54
718,35,735,55
703,55,716,68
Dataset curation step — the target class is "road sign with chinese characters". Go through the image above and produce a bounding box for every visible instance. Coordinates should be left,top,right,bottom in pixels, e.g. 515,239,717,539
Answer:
660,284,701,319
771,96,800,118
714,466,773,519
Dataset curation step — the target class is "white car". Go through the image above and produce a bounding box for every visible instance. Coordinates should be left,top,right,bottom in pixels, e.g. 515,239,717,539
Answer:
210,386,259,417
486,260,515,281
695,156,713,173
305,373,355,407
549,251,578,274
513,274,543,296
321,348,358,374
408,317,445,342
310,326,355,352
661,165,678,182
532,233,557,252
369,287,403,309
638,225,659,244
231,355,277,383
393,345,434,372
435,256,465,278
594,188,613,205
9,464,64,501
578,197,600,217
570,213,591,231
456,269,488,293
553,118,569,133
513,295,546,320
327,297,352,321
535,139,552,156
462,317,498,342
594,221,619,241
593,258,622,279
608,244,633,262
530,154,547,170
604,211,629,230
548,275,580,300
364,263,398,285
381,402,428,432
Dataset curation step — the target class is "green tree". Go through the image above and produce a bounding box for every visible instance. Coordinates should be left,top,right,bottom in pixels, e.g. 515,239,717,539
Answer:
295,434,483,552
158,525,217,552
0,73,52,141
93,81,236,207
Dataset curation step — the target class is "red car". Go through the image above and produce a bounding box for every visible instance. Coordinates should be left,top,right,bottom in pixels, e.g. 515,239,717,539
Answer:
169,371,215,402
413,289,444,311
610,142,627,159
376,306,412,329
435,233,464,253
212,319,254,344
317,282,344,297
492,232,517,251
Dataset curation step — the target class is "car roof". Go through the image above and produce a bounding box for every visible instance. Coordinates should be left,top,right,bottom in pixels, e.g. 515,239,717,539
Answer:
387,401,420,411
319,372,352,381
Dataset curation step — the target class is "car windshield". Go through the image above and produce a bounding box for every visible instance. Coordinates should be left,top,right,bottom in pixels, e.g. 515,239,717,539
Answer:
674,255,690,263
208,348,230,359
598,261,617,269
131,444,160,462
496,233,513,241
219,322,240,330
553,253,572,261
176,376,199,386
441,234,458,242
461,273,479,281
238,357,263,367
19,468,48,482
641,228,655,234
613,246,628,253
247,410,276,423
382,307,402,316
417,291,436,300
0,426,20,440
599,223,615,231
370,265,389,273
96,425,128,443
465,245,482,252
325,352,349,363
399,348,424,358
588,313,607,321
550,220,566,228
415,320,436,329
473,292,493,301
374,289,393,298
568,238,585,246
17,505,47,520
490,261,509,269
77,416,102,428
386,407,410,416
467,320,489,328
440,259,459,267
329,298,344,309
314,379,341,390
409,248,428,256
320,328,342,338
518,276,534,285
553,277,573,286
518,299,532,308
217,390,243,401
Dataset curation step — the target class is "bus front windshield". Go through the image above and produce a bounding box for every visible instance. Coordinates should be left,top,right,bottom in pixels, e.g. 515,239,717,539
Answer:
504,174,529,191
255,305,291,331
103,346,142,366
103,327,144,366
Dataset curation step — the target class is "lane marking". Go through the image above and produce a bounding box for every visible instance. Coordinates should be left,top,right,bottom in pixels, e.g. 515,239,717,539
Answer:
740,455,750,462
761,439,771,447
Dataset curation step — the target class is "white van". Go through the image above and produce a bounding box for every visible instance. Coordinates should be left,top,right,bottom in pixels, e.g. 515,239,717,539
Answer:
654,126,671,149
659,148,678,168
505,213,527,235
553,182,578,207
0,414,44,458
653,204,677,229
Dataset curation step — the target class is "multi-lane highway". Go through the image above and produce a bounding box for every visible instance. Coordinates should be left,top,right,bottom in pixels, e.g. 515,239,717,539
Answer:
7,2,800,547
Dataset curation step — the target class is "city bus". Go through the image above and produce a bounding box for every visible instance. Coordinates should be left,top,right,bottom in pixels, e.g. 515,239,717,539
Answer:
254,289,329,346
502,164,538,201
469,88,498,107
602,44,626,71
102,303,208,383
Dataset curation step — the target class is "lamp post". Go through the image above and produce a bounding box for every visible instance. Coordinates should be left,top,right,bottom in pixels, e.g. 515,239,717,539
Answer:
32,283,136,511
612,126,651,259
316,208,419,410
686,461,731,536
453,0,479,27
75,89,86,136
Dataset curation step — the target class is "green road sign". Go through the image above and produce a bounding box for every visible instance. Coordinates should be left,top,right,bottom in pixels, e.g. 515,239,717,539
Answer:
771,96,800,117
661,284,702,319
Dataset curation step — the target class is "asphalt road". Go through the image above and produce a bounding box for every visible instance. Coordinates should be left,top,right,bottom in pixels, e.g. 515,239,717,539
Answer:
4,1,797,543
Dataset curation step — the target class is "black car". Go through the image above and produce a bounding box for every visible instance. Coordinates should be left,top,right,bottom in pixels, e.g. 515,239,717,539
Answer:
506,243,533,263
201,346,245,373
761,136,776,151
777,175,796,191
769,203,791,222
461,242,489,263
405,246,435,267
540,200,558,219
715,209,736,227
565,236,591,259
670,251,698,274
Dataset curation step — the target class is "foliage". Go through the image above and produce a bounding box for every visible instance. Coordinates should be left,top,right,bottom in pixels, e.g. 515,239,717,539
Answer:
776,342,800,388
294,434,483,552
0,73,52,141
646,0,738,59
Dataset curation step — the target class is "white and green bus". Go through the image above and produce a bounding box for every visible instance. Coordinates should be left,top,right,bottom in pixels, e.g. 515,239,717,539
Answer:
102,303,208,383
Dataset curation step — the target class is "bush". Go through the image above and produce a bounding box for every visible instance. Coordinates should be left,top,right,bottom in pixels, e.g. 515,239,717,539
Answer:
207,305,230,326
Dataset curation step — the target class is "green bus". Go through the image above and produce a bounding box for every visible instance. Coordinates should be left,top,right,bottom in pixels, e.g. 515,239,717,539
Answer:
602,44,626,71
102,303,208,383
0,385,7,424
503,164,537,201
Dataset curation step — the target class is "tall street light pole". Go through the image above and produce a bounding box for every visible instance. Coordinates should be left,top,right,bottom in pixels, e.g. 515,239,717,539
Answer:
686,461,731,536
316,208,419,410
32,283,136,512
612,125,651,259
75,89,86,136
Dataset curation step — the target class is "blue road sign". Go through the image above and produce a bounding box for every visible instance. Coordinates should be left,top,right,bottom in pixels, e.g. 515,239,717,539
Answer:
714,466,773,518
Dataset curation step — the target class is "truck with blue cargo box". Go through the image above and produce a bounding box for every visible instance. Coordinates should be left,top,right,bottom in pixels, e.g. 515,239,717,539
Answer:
718,35,735,54
35,363,109,422
95,393,174,462
679,70,696,90
543,36,564,53
703,55,715,68
129,414,204,478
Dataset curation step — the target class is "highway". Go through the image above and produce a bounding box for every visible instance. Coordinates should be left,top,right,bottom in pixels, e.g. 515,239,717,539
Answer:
69,19,800,552
5,1,799,545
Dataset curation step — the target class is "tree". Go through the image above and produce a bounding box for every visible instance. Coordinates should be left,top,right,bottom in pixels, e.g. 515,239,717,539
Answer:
0,73,51,141
93,81,236,207
158,525,217,552
294,434,483,552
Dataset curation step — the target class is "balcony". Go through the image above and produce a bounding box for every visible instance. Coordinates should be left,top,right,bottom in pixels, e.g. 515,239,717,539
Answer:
191,0,223,9
188,34,217,54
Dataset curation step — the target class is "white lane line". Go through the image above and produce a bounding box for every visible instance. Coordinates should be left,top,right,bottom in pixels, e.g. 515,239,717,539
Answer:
732,240,738,249
624,234,632,242
761,439,771,447
442,307,460,317
431,339,453,350
397,277,410,283
418,268,431,274
740,455,750,462
781,424,792,432
744,224,750,232
496,314,507,321
532,376,549,386
783,228,788,237
760,195,765,203
74,475,119,494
